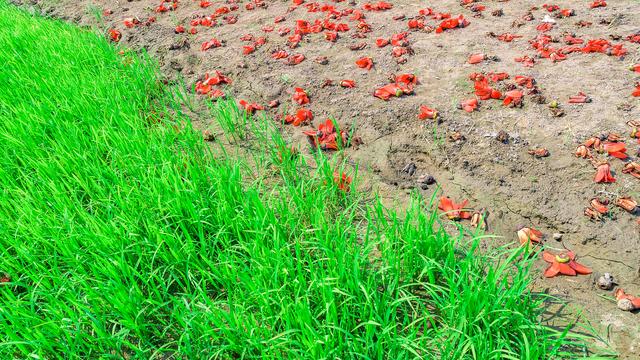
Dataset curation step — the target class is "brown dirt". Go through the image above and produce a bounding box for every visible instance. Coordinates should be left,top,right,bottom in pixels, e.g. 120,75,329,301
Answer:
16,0,640,357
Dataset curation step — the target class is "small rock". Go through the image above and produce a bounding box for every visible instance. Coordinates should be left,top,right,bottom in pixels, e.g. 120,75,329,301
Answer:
596,273,615,290
553,233,563,241
617,298,635,311
315,56,328,65
202,130,215,141
401,162,417,176
496,130,509,144
417,174,436,187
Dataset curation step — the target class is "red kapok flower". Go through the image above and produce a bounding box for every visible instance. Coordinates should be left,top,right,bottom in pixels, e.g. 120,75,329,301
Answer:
603,142,628,160
108,29,121,42
374,84,403,100
542,250,592,277
503,90,523,106
418,105,438,120
468,53,485,64
517,227,543,246
238,100,264,115
340,80,356,88
285,108,313,126
460,98,479,112
355,56,374,70
594,162,616,183
438,196,472,220
589,0,606,9
333,171,352,192
292,87,309,105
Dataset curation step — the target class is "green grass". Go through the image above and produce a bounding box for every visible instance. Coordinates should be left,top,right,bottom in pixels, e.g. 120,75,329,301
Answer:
0,2,602,359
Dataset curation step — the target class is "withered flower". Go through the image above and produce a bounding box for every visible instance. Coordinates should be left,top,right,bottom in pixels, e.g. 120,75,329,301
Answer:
615,196,637,212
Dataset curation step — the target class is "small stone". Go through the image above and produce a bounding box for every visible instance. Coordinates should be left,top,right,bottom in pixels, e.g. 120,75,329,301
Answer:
553,233,563,241
596,273,615,290
617,298,634,311
401,162,417,176
417,174,436,185
496,130,509,144
202,130,215,141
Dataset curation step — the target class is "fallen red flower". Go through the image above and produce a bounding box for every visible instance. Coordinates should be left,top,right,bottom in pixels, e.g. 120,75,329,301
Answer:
496,33,522,42
594,161,616,183
395,73,418,87
374,84,403,100
362,1,393,11
292,87,309,105
108,29,121,42
238,100,264,115
603,142,628,159
536,23,554,32
408,19,424,30
503,90,523,106
468,53,485,64
272,50,288,59
514,75,535,88
355,56,374,70
542,250,592,277
564,34,584,45
515,55,535,67
633,83,640,97
517,227,542,246
202,39,222,51
242,45,256,55
287,54,305,65
568,91,591,103
325,31,338,42
460,98,479,112
438,196,472,220
474,77,502,100
589,0,606,9
285,108,313,126
302,119,349,151
418,105,438,120
340,80,356,88
376,38,389,47
333,171,352,192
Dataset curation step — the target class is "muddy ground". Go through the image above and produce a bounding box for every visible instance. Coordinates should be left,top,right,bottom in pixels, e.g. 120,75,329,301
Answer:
15,0,640,357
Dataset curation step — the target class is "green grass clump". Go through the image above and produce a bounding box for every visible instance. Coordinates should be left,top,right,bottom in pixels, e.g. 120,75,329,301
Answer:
0,2,597,359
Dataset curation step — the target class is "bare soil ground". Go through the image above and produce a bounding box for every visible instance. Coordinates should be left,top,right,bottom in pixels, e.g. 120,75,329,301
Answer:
16,0,640,357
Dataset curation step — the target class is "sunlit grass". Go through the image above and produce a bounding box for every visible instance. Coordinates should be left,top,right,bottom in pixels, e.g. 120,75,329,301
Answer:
0,2,605,359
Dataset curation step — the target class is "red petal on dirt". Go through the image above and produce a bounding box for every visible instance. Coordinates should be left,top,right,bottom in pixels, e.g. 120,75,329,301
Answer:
108,29,121,42
558,263,577,276
570,261,592,275
418,105,438,120
542,251,556,263
589,0,607,8
467,54,485,64
340,80,356,88
376,38,390,47
292,87,309,105
544,262,561,277
355,57,374,70
594,163,616,183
